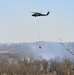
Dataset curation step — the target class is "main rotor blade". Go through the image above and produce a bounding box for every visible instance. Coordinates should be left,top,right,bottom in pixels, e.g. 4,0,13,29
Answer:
30,12,38,13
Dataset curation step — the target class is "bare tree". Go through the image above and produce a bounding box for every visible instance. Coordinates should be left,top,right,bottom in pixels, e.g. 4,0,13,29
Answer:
41,59,49,74
59,38,74,56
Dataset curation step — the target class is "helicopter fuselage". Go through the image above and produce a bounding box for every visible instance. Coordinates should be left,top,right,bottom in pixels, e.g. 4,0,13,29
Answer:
32,12,50,17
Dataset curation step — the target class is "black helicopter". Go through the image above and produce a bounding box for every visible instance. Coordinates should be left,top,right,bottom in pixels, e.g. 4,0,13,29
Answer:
31,11,50,17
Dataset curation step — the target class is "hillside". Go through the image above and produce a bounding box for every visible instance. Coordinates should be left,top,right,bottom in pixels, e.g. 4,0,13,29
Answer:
0,41,74,60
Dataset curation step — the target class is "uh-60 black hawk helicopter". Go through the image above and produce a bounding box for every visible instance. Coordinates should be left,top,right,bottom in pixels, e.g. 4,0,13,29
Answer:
31,11,50,17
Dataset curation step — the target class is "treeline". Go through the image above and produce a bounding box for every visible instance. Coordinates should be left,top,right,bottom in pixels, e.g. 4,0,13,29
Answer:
49,58,74,75
0,57,74,75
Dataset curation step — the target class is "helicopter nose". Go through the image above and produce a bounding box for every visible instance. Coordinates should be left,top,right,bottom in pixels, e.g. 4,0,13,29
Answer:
32,14,36,17
32,14,35,16
32,14,33,16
